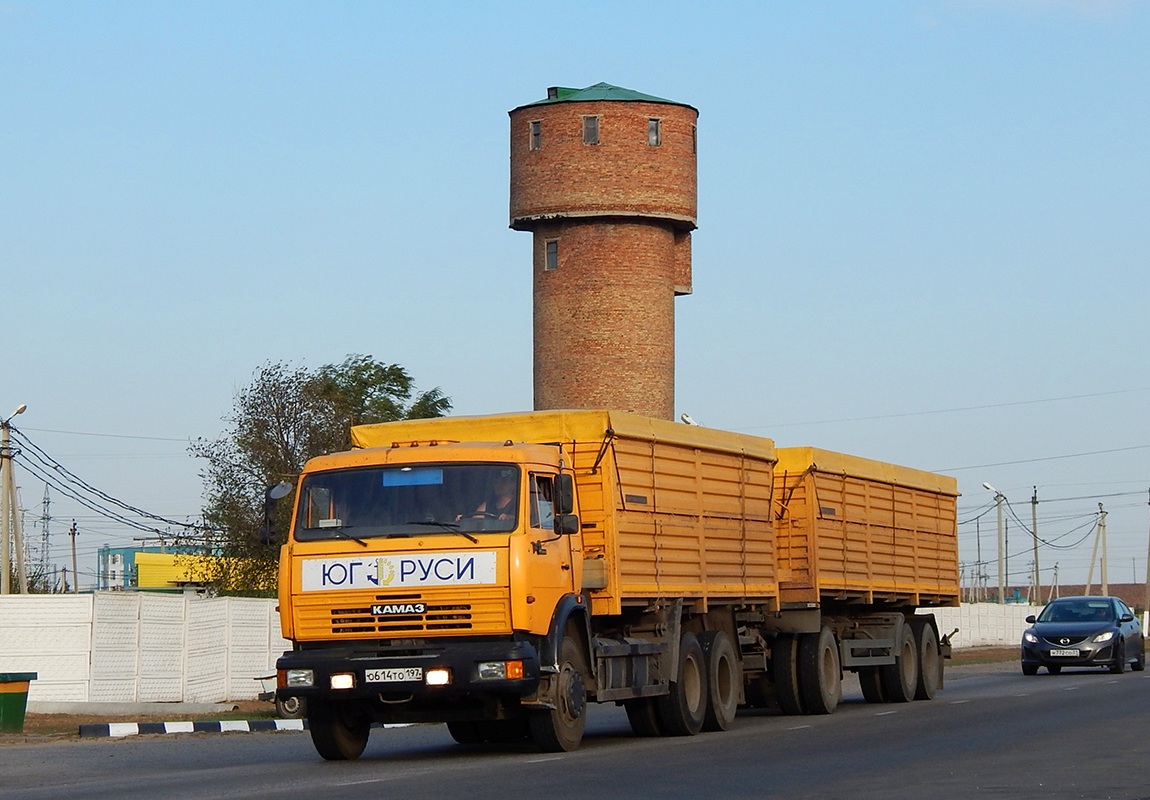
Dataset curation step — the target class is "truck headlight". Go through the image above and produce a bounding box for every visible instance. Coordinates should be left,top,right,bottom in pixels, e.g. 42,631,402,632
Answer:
330,673,356,690
478,660,524,680
426,668,452,686
284,669,314,688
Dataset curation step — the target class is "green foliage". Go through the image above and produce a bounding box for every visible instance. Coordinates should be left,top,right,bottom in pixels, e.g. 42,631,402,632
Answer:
188,355,451,596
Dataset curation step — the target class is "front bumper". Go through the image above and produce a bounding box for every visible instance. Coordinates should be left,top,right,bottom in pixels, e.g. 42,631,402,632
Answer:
1021,640,1116,668
276,638,542,702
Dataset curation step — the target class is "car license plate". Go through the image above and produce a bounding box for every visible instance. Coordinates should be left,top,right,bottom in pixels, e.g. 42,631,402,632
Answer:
365,667,423,683
1049,649,1079,657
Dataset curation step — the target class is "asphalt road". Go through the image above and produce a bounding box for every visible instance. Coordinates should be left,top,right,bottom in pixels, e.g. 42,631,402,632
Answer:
3,663,1147,800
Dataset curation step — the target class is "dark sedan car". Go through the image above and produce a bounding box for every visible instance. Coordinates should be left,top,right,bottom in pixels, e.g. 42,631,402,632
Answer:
1021,595,1145,675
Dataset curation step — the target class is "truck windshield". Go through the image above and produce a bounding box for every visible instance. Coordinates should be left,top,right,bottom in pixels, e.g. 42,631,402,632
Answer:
293,463,520,541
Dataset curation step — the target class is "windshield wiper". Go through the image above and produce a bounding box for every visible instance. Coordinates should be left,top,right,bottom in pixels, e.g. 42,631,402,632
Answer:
308,522,369,548
406,520,479,544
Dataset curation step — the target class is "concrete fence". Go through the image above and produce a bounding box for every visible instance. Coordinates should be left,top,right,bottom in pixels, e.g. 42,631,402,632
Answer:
0,593,289,704
0,594,1035,704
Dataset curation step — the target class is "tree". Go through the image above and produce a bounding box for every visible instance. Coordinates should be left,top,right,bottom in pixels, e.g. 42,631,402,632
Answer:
187,355,451,595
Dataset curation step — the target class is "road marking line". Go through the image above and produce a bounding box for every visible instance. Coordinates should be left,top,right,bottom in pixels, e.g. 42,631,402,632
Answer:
949,700,970,704
787,725,812,730
525,756,564,763
875,711,898,716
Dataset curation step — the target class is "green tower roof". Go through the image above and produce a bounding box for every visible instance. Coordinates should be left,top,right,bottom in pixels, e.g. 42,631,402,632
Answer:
514,82,696,112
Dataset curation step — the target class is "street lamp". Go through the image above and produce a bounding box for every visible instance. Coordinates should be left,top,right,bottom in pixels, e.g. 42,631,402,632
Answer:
983,483,1005,604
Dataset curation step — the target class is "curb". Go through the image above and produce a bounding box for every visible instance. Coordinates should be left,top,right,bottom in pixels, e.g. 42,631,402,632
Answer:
79,719,307,738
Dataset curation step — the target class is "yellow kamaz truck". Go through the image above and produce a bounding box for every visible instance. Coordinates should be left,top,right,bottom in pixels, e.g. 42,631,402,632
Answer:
274,410,959,759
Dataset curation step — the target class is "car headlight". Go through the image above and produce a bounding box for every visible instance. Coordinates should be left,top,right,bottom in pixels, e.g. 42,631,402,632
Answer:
1023,631,1039,644
1093,631,1116,643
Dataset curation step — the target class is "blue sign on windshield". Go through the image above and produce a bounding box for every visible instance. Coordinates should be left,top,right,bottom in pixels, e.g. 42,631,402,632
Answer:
382,468,444,487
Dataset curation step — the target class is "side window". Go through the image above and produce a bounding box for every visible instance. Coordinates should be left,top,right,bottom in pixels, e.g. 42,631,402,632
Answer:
582,115,599,145
647,118,661,146
529,475,555,530
530,120,542,150
544,239,558,271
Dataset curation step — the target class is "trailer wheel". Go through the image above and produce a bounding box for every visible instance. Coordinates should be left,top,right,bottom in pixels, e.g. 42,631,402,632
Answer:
699,630,740,731
880,622,918,703
623,697,663,737
912,621,942,700
307,698,371,761
528,634,587,752
858,667,885,703
772,633,805,715
798,627,842,715
657,631,708,735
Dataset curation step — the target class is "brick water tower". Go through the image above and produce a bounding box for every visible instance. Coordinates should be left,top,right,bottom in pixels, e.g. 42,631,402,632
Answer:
509,83,698,420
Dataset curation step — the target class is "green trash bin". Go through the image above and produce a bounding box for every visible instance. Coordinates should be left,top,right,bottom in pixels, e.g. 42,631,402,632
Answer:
0,673,38,733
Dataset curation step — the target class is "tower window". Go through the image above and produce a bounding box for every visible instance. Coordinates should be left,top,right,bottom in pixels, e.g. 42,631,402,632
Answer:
544,240,558,271
647,118,661,146
530,120,541,150
582,115,599,145
692,124,697,154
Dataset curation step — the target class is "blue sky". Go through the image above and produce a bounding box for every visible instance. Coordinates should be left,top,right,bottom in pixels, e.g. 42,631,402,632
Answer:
2,1,1147,594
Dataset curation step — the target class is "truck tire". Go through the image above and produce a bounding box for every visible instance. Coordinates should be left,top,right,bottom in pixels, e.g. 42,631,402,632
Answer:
880,622,918,703
307,697,371,761
772,633,805,715
699,630,740,731
798,627,842,715
656,631,708,735
911,620,942,700
623,697,663,737
528,634,588,752
858,666,885,703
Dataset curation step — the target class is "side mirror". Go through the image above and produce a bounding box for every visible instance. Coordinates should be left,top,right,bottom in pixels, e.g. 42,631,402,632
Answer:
1025,615,1036,624
260,481,294,546
555,514,580,535
555,474,575,515
1120,613,1135,623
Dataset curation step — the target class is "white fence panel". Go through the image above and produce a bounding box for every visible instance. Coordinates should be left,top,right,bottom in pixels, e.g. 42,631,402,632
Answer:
0,594,93,702
90,593,143,702
227,598,278,701
139,593,186,702
931,603,1040,648
185,597,230,703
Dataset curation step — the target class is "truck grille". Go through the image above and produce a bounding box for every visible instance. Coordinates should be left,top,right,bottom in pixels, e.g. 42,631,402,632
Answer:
297,590,512,638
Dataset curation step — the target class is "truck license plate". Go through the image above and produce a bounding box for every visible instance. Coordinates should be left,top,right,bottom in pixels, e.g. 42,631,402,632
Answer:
365,667,423,683
1049,649,1079,657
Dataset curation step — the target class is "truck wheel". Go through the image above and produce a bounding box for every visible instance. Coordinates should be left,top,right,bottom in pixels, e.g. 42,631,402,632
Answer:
911,621,942,700
772,633,805,715
528,634,587,752
880,622,918,703
858,667,885,703
699,630,740,731
798,627,842,715
307,698,370,761
656,631,708,735
623,697,663,737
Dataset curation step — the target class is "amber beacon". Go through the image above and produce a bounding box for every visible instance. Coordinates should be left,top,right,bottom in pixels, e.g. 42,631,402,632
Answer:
509,83,699,420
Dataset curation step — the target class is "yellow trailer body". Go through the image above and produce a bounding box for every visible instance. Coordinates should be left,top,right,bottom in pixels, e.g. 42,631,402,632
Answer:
351,409,779,617
773,447,959,608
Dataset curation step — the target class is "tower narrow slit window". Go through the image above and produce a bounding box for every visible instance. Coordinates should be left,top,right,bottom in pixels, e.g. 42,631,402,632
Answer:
647,118,661,146
544,239,559,271
582,115,599,145
530,120,542,150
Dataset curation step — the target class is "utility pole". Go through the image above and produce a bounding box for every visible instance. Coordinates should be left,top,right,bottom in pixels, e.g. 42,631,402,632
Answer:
1,404,29,594
1031,486,1041,604
1086,503,1107,595
1099,502,1108,596
984,483,1005,604
1143,488,1149,630
69,520,79,594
